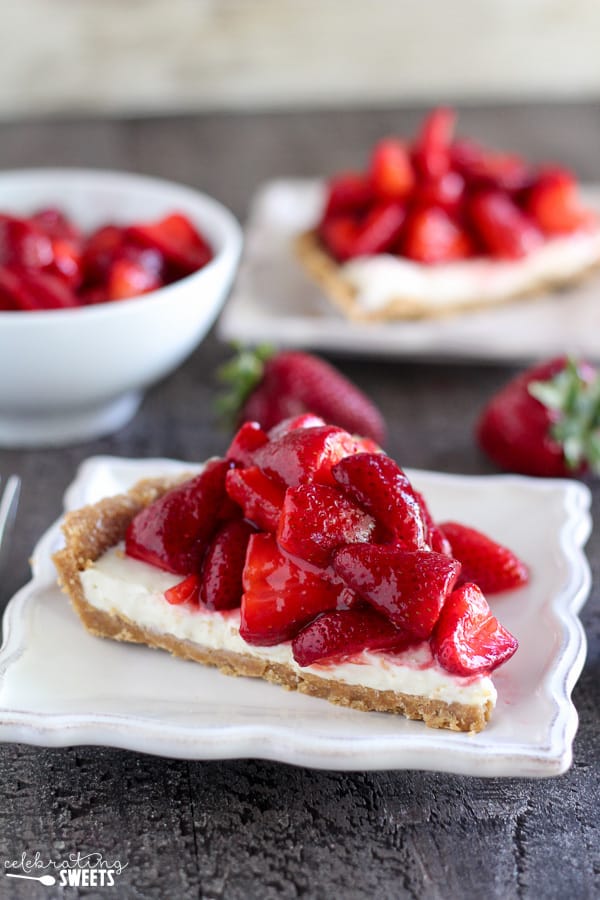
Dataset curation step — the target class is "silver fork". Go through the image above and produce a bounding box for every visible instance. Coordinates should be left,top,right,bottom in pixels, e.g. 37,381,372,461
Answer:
0,476,21,577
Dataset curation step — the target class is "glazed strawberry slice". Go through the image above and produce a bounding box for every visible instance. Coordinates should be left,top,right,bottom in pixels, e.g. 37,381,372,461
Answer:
414,171,466,216
292,608,414,667
125,459,233,574
323,172,373,219
439,521,528,594
333,544,461,638
107,257,162,300
321,201,406,262
527,168,595,235
225,421,269,467
277,483,377,567
225,466,285,533
253,425,362,488
267,413,326,440
413,491,452,556
431,582,518,676
451,140,533,192
412,107,456,180
82,225,127,284
49,238,83,288
0,215,54,269
127,213,212,276
0,266,32,310
200,519,256,610
32,207,82,243
10,269,79,310
402,206,473,264
332,453,427,549
165,574,201,606
370,139,415,201
240,534,358,645
470,190,543,259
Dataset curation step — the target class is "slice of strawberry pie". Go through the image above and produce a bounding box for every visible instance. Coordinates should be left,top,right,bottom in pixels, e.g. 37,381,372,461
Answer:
54,417,525,732
295,107,600,320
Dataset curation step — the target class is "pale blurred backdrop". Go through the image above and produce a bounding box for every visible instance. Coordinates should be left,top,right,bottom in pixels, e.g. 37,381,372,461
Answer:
2,0,600,118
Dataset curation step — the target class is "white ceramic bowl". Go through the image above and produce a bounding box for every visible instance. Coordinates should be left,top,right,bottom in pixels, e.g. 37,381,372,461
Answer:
0,169,242,447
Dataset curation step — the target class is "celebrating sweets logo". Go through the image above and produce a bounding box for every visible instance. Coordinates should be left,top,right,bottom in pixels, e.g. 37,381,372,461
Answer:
4,851,128,888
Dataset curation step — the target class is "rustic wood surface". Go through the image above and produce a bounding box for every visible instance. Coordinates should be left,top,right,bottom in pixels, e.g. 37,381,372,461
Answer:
0,103,598,899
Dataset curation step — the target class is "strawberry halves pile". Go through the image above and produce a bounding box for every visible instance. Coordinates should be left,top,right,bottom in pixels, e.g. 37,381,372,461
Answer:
319,106,596,264
0,209,212,311
125,416,527,676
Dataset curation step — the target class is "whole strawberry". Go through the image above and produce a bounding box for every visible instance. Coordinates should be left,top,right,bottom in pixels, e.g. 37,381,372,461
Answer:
217,346,387,445
477,356,599,477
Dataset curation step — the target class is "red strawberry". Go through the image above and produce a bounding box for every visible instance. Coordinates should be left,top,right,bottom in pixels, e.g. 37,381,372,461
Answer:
440,521,528,594
107,257,162,300
0,215,54,269
292,608,414,667
414,171,466,216
82,225,126,284
125,459,233,574
451,140,533,192
225,421,269,466
267,413,326,440
320,201,406,261
369,139,415,201
431,583,518,676
477,356,600,477
277,483,377,566
413,491,452,556
333,544,461,638
323,172,373,218
253,425,367,488
225,466,285,533
402,206,473,264
0,268,79,311
218,347,387,445
32,207,82,243
165,574,201,606
200,519,256,610
412,107,456,180
527,168,596,235
240,534,358,645
470,190,543,259
127,213,212,275
332,453,427,549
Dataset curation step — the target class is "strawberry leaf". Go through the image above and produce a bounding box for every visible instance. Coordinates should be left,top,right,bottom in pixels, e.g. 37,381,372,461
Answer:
528,358,600,474
215,343,275,423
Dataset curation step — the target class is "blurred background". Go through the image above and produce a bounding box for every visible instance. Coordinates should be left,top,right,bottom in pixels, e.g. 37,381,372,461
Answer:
2,0,600,118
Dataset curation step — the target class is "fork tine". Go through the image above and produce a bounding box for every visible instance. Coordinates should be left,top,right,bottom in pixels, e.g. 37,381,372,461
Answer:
0,475,21,554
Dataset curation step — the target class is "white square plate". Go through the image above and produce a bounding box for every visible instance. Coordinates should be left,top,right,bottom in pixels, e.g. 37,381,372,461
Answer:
219,179,600,362
0,456,591,776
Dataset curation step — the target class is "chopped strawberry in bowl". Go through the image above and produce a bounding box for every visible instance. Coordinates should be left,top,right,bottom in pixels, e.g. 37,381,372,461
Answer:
0,168,242,446
295,107,600,320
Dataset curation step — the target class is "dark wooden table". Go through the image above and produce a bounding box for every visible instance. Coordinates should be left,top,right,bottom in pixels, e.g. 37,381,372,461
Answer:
0,104,598,900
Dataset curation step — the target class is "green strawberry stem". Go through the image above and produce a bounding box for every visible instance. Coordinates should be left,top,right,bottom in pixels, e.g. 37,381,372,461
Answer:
215,343,275,422
529,358,600,473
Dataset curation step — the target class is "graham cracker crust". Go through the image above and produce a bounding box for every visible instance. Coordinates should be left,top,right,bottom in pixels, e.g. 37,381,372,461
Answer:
53,477,493,733
294,228,600,322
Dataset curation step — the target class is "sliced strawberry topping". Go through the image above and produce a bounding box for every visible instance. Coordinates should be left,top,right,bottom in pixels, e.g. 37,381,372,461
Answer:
253,425,361,488
321,201,406,262
333,544,461,638
439,521,528,594
225,466,285,533
127,213,212,276
292,608,414,667
277,483,377,567
412,107,456,180
165,574,201,606
200,519,256,610
225,421,269,467
323,172,374,218
369,139,415,201
107,257,162,301
414,171,466,215
267,413,326,440
2,268,79,311
402,206,473,264
527,168,596,235
125,459,232,574
240,534,358,645
332,453,427,549
0,215,54,269
451,140,533,192
431,582,518,675
470,190,543,259
413,491,452,556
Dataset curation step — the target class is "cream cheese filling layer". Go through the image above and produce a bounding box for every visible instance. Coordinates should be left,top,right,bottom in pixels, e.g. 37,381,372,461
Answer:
80,545,496,709
341,228,600,311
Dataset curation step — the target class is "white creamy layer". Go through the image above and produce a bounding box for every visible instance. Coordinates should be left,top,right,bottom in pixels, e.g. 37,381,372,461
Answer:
80,546,496,709
341,228,600,311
